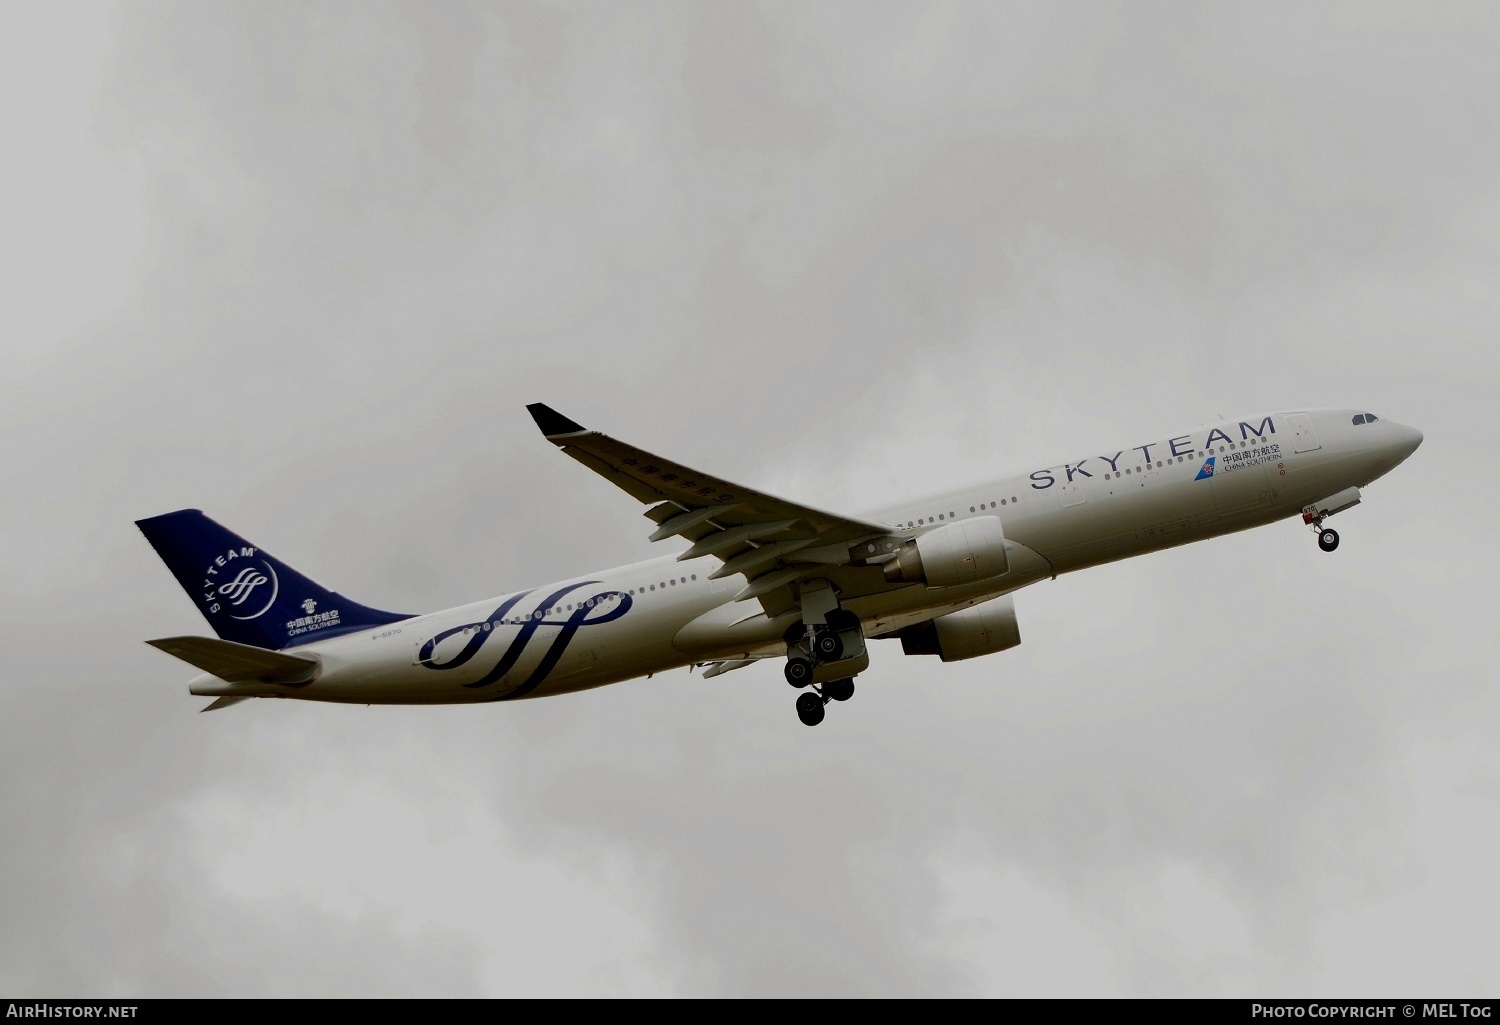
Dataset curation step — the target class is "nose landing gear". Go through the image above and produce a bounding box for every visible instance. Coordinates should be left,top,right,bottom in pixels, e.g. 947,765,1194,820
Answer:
1302,488,1361,553
1303,511,1340,552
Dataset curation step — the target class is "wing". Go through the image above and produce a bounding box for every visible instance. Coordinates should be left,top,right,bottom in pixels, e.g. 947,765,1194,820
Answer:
527,404,909,619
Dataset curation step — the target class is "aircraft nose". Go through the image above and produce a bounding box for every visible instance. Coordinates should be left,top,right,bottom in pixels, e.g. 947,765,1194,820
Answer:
1389,422,1423,463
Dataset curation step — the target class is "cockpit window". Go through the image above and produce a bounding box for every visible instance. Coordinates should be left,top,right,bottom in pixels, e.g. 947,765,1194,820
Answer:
1366,413,1379,421
1352,414,1366,425
1352,413,1381,425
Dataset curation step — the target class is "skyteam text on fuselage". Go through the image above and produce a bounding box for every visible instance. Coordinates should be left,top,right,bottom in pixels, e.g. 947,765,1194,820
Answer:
138,405,1423,725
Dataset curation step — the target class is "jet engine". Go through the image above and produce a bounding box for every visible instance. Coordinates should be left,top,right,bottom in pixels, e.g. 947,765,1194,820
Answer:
897,597,1021,662
883,515,1009,587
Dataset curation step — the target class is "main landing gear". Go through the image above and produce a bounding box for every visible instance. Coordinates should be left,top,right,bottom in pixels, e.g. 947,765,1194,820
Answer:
794,679,856,727
785,609,866,727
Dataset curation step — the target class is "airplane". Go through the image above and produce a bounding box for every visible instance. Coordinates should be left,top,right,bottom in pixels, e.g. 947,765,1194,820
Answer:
138,405,1423,726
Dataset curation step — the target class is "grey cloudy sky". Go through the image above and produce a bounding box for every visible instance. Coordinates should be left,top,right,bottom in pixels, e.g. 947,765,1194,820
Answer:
2,0,1496,997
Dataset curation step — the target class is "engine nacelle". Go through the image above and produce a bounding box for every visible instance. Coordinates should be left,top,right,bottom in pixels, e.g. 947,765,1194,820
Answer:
898,597,1021,662
883,515,1009,587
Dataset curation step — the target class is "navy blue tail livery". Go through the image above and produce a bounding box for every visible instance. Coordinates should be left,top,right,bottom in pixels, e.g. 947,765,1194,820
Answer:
136,509,411,650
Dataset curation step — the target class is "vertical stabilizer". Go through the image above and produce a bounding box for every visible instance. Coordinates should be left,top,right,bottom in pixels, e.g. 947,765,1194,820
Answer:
136,509,411,650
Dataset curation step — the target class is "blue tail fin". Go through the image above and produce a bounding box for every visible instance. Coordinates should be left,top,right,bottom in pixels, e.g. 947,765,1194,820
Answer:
136,509,412,650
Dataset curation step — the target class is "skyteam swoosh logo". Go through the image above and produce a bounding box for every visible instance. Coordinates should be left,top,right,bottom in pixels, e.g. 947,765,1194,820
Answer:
218,567,268,605
216,560,279,619
1194,457,1216,481
418,582,633,700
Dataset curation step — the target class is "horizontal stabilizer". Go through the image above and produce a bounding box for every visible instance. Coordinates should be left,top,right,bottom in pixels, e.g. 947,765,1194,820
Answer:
147,636,319,684
201,696,252,712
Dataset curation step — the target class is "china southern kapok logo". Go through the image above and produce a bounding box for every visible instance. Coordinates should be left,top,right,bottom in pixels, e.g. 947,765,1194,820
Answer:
1194,456,1216,481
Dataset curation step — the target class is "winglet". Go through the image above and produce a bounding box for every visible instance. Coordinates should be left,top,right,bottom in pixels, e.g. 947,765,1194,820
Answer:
526,403,588,438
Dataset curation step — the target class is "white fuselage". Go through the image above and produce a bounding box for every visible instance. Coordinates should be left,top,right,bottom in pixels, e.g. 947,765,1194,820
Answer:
187,408,1422,705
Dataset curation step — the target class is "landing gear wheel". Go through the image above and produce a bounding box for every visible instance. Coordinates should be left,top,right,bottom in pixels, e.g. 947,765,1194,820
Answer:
784,657,813,688
814,630,844,661
796,691,826,727
825,678,855,702
1318,528,1340,552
